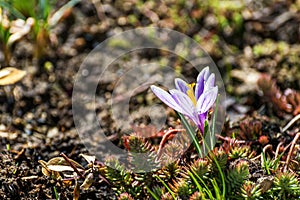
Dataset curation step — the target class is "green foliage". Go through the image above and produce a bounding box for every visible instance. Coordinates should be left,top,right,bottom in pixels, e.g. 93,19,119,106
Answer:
241,181,262,200
210,149,228,174
105,136,161,198
0,1,25,19
253,39,288,58
189,158,209,179
159,135,191,165
170,178,191,198
53,186,59,200
229,145,252,159
150,150,252,199
126,135,151,154
104,124,299,200
226,161,249,198
105,159,143,197
270,172,300,199
11,0,54,36
0,7,34,64
0,22,10,45
154,174,176,199
11,0,38,18
178,112,203,157
158,161,181,181
8,0,79,58
261,152,282,175
146,185,164,200
126,136,159,172
103,86,299,200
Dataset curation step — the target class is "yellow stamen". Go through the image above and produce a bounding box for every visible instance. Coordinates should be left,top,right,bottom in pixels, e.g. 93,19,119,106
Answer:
186,83,197,105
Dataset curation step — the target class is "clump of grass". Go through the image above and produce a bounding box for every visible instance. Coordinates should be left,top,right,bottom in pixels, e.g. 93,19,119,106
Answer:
3,0,79,59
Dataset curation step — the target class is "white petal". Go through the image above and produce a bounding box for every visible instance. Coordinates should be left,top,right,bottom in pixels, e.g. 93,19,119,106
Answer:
195,67,210,99
151,85,184,113
204,73,215,92
197,67,210,82
175,78,189,94
169,89,196,117
196,86,218,114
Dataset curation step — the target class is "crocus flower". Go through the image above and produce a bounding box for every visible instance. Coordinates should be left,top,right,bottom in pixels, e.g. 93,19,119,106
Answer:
150,67,218,133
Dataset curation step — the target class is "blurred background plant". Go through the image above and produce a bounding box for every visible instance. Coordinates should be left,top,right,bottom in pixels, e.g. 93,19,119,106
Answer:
1,0,299,199
10,0,80,59
0,0,80,61
0,5,33,65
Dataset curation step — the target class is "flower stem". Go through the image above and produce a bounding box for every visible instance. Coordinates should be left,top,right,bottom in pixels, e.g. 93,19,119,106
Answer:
178,112,204,157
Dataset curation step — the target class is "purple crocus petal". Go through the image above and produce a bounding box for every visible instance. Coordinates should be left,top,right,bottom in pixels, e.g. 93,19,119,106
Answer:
204,73,215,92
196,86,218,114
169,89,196,117
150,85,184,113
190,112,202,129
197,67,210,82
198,112,207,133
175,78,189,94
195,81,204,100
195,67,210,100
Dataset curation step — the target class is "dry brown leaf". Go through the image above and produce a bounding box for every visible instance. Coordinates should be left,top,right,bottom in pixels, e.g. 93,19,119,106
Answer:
39,156,85,179
80,154,96,164
80,173,94,190
38,160,61,179
47,165,76,172
73,179,80,200
47,157,84,170
0,67,26,85
8,18,34,46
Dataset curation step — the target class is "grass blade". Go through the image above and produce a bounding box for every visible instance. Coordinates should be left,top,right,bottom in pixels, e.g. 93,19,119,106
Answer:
178,112,203,157
189,170,214,199
145,186,160,200
49,0,80,27
0,1,25,19
210,95,220,150
155,175,176,199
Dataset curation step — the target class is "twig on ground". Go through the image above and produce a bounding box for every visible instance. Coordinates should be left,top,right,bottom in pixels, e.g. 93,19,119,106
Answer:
284,132,300,172
216,134,247,144
21,176,39,180
281,114,300,133
275,141,284,159
261,144,273,168
157,128,186,159
263,144,273,155
251,154,261,161
60,153,85,179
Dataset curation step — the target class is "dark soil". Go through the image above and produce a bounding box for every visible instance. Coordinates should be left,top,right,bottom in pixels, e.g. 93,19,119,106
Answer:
0,0,300,199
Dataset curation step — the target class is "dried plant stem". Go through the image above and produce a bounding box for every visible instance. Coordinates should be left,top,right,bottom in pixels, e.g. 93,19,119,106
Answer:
157,128,186,159
281,114,300,133
261,144,273,167
21,175,39,180
60,153,85,179
263,144,273,155
284,132,300,172
275,141,285,159
251,154,261,161
3,45,11,65
216,134,246,144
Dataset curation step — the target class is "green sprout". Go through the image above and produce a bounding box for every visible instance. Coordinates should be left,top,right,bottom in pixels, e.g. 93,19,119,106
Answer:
0,6,33,65
11,0,80,58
